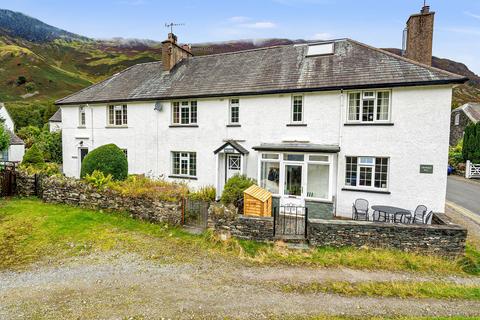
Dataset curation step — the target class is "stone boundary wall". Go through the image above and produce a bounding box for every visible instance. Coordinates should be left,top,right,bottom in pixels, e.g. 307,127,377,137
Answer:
16,172,38,197
308,214,467,258
24,175,182,225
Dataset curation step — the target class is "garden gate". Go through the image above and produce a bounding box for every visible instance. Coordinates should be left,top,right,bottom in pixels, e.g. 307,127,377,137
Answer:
273,205,308,239
182,198,209,231
0,162,17,197
466,160,480,179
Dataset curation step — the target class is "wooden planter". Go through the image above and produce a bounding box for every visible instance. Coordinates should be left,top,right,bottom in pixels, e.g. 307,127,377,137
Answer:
243,185,272,217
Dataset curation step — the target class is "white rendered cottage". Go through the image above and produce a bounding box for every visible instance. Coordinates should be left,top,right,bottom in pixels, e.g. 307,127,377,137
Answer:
56,7,467,219
0,103,25,162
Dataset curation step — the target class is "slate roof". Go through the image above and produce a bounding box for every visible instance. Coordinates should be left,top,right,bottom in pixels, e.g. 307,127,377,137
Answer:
252,143,340,153
56,39,467,106
8,130,24,145
214,140,249,155
49,108,62,122
453,103,480,123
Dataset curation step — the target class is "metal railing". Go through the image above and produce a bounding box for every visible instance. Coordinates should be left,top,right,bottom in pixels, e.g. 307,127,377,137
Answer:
273,205,308,238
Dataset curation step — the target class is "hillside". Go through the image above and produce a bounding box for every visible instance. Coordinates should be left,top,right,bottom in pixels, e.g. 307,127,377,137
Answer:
0,8,479,129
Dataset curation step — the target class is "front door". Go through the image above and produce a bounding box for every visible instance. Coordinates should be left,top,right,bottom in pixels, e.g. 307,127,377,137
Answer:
78,147,89,175
282,163,304,206
226,154,241,182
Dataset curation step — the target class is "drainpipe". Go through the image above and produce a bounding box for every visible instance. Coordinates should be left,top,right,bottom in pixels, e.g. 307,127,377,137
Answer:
334,89,345,217
88,104,94,149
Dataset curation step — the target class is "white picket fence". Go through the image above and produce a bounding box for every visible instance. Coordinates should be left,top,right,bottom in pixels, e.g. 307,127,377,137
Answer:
466,160,480,179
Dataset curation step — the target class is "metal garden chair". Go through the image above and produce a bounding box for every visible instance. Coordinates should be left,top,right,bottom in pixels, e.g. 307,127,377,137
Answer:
352,198,369,221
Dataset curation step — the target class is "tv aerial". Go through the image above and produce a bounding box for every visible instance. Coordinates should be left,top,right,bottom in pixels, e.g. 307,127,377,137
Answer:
165,22,185,34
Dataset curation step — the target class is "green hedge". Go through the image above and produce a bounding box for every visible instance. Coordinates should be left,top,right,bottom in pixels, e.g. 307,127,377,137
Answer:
463,123,480,163
80,144,128,181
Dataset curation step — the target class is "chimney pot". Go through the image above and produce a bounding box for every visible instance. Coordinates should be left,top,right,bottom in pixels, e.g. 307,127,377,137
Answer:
421,5,430,14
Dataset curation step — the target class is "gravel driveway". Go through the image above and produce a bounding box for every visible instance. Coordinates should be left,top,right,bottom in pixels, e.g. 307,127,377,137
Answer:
1,253,479,319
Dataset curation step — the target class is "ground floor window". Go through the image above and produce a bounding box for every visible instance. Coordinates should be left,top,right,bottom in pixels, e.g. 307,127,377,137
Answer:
345,156,389,190
259,152,332,201
172,152,196,177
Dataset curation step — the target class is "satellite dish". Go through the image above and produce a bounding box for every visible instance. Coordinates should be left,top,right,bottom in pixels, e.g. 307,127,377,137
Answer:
154,101,163,111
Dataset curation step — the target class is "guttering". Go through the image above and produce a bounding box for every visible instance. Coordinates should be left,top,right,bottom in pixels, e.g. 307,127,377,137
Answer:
55,78,469,106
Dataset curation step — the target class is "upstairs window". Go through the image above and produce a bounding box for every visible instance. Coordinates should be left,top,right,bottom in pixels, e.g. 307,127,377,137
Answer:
172,101,197,125
108,105,127,126
345,156,389,190
347,90,391,123
229,99,240,124
79,106,86,127
454,113,460,126
291,95,303,123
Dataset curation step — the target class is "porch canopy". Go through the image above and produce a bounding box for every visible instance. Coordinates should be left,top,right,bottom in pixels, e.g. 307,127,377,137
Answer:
252,143,340,153
214,140,249,155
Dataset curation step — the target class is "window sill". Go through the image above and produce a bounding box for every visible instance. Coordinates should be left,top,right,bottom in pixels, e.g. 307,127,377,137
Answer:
77,126,86,129
341,187,391,195
226,124,241,127
286,123,307,127
344,123,394,126
169,125,199,128
168,175,198,180
305,198,334,204
105,125,128,129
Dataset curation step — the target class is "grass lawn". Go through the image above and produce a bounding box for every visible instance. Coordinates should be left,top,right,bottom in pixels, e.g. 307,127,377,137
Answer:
0,198,479,276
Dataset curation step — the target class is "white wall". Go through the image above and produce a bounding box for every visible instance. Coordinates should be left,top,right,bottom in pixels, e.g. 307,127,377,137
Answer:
0,106,15,131
8,144,25,162
61,85,453,216
49,121,62,132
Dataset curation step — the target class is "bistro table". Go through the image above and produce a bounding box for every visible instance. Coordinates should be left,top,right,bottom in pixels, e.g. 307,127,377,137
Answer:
371,205,411,223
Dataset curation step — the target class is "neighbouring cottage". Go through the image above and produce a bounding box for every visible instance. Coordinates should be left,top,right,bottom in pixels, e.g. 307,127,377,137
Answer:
450,102,480,146
48,108,62,132
55,5,467,219
0,103,25,162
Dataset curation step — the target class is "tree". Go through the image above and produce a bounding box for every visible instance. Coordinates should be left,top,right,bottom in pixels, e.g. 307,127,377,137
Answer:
463,123,480,163
22,144,44,166
17,125,41,148
81,144,128,181
0,124,10,152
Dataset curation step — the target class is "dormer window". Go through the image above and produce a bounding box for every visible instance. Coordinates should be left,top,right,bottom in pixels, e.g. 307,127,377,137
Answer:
306,42,334,56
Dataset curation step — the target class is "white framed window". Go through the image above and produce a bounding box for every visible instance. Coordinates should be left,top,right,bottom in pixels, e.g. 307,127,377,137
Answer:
291,95,303,123
79,106,86,127
172,151,197,177
260,153,280,194
347,90,391,123
172,101,197,125
107,105,127,126
454,113,460,126
345,156,389,190
229,98,240,124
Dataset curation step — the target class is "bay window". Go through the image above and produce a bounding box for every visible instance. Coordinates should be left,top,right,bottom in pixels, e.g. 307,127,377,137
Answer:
345,156,389,190
347,90,391,123
172,101,197,125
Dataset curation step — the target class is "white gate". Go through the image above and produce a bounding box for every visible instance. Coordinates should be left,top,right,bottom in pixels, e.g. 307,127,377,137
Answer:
466,160,480,179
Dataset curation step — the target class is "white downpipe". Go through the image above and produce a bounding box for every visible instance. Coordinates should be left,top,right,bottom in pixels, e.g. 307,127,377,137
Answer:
334,89,344,216
215,153,220,200
88,104,94,149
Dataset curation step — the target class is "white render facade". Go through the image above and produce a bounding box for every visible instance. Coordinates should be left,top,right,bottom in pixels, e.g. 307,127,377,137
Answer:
60,84,453,217
0,103,25,162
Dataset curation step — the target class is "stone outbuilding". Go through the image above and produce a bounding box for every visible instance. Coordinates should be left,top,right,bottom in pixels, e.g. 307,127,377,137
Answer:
450,102,480,146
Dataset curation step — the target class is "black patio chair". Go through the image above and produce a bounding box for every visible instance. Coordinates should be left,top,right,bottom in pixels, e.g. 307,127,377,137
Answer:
394,211,412,224
424,211,433,224
352,198,369,221
412,205,427,224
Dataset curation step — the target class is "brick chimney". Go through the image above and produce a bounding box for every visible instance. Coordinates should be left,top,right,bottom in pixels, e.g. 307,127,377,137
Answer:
162,33,193,72
404,5,435,65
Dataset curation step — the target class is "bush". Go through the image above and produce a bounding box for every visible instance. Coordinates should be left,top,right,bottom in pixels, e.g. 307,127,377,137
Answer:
84,170,113,190
17,125,62,163
22,144,44,166
221,174,256,205
19,162,61,176
0,124,10,151
189,185,216,202
80,144,128,181
110,175,188,202
17,125,41,149
449,139,463,166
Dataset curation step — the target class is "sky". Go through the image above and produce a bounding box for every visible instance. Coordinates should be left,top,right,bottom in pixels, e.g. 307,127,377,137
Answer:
1,0,480,74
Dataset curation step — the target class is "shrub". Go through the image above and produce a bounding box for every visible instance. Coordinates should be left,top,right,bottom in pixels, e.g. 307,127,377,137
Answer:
19,162,61,176
17,125,41,149
448,139,463,166
17,125,62,163
221,174,256,205
80,144,128,181
0,124,10,151
84,170,113,190
110,175,188,202
189,185,216,202
463,123,480,163
22,144,44,166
